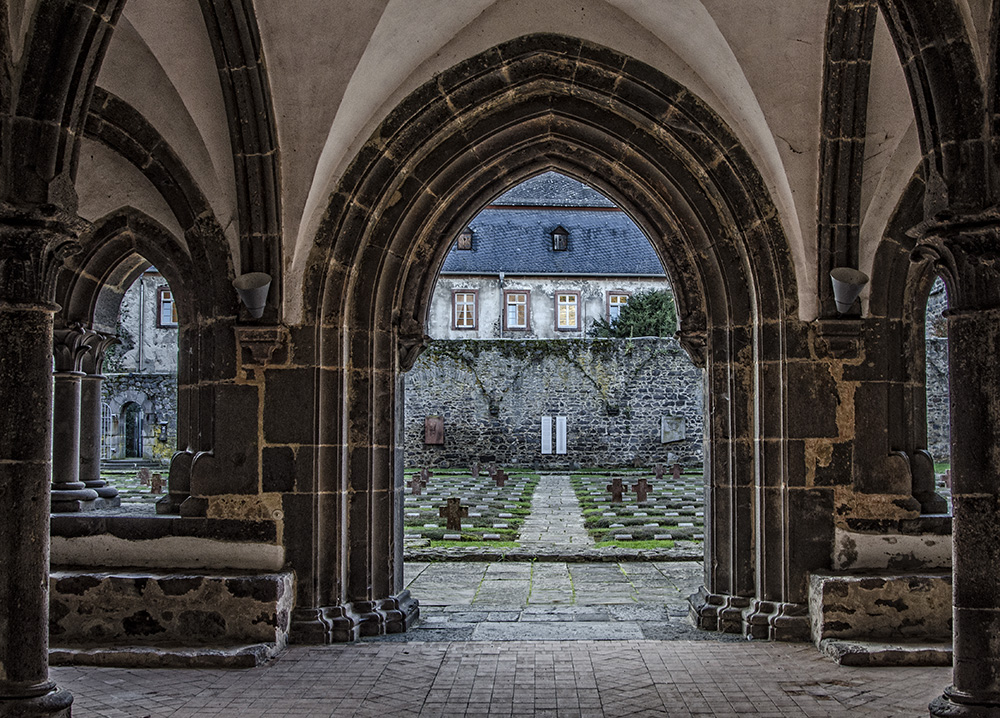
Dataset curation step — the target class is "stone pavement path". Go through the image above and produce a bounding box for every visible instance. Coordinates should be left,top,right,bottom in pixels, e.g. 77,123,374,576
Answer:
382,560,724,642
517,474,593,547
57,641,950,717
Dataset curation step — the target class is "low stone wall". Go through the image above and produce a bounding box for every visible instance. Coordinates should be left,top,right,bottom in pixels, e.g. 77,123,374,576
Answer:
49,570,293,650
404,337,704,469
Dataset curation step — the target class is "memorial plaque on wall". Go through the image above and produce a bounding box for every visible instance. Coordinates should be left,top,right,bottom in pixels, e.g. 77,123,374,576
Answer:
661,415,685,443
424,415,445,444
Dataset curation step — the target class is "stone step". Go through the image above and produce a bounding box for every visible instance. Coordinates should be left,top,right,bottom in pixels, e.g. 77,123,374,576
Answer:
49,569,293,667
819,638,952,667
50,643,282,668
809,571,951,645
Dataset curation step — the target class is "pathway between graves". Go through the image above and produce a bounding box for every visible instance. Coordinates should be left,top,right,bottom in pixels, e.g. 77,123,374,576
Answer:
517,474,593,549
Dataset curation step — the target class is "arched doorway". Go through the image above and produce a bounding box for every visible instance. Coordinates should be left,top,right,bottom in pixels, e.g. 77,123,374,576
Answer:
297,35,804,643
122,402,143,458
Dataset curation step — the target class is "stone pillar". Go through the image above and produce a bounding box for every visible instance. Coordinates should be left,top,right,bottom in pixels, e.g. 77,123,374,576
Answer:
915,222,1000,717
79,332,119,504
51,326,99,512
0,208,81,717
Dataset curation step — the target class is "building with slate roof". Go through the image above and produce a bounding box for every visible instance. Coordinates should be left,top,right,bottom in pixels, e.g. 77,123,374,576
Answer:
427,172,671,339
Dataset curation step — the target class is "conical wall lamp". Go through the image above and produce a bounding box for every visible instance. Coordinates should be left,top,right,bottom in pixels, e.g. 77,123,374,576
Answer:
830,267,869,314
233,272,272,319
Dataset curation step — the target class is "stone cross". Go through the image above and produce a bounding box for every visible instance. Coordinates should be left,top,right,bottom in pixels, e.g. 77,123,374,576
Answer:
494,469,508,487
672,463,682,480
138,467,151,486
632,478,651,503
410,475,423,495
150,473,164,494
420,467,433,485
471,461,480,478
654,463,665,480
439,497,468,531
607,477,627,502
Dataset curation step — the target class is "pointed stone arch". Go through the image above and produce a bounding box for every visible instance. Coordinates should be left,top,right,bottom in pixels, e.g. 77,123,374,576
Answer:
290,34,810,642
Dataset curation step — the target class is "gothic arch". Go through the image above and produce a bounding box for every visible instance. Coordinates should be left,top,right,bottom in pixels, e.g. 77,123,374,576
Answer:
297,34,805,642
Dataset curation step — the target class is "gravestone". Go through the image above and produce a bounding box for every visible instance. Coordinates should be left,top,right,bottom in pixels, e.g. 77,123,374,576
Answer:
150,474,164,494
632,478,651,503
488,462,498,478
439,497,468,531
654,463,665,480
606,477,627,503
424,415,444,445
494,469,508,488
137,467,151,486
471,461,480,478
672,463,682,480
410,475,423,495
420,467,432,486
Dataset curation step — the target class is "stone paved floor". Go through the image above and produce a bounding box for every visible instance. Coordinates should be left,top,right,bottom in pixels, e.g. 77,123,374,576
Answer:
58,641,949,717
518,475,593,548
56,559,953,716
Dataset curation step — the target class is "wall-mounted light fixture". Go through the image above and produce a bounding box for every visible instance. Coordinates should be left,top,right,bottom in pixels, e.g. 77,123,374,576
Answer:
829,267,869,314
233,272,272,319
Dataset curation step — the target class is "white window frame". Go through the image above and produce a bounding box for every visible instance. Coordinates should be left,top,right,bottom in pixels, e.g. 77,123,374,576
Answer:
504,290,530,330
555,292,580,331
608,292,630,322
158,287,178,327
452,290,478,330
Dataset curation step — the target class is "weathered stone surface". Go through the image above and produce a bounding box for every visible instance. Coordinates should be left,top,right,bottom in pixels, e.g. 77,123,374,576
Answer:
405,338,704,469
49,570,293,652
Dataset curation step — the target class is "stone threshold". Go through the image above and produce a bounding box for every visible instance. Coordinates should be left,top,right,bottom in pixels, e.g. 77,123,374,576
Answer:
405,541,703,562
50,643,282,668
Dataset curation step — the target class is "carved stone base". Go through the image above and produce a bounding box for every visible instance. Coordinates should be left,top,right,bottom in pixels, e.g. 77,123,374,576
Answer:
290,592,420,643
930,687,1000,717
688,587,751,633
0,687,73,717
290,605,362,644
356,591,420,637
50,487,99,513
743,599,811,641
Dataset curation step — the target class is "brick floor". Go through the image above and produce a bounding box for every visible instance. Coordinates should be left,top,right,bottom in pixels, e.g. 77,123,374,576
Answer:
56,641,948,717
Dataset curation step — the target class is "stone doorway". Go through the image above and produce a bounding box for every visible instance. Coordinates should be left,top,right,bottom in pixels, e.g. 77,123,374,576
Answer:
121,402,143,458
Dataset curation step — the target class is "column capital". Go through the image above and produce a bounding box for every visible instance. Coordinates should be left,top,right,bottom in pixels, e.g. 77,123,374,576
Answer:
909,209,1000,312
0,203,87,307
53,324,95,374
81,331,119,375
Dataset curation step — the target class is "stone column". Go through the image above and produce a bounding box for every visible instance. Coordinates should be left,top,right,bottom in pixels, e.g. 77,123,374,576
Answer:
0,208,81,717
79,332,119,504
51,325,99,512
916,222,1000,717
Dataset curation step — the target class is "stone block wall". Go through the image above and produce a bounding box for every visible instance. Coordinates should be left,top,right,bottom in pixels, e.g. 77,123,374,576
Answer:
404,337,704,469
49,570,293,649
102,373,177,460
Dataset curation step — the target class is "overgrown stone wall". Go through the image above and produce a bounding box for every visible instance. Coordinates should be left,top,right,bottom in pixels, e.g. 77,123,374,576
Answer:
926,281,950,463
102,374,177,461
404,337,704,469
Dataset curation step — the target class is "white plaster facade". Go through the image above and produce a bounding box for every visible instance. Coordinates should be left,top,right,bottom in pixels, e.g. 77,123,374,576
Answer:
428,274,671,339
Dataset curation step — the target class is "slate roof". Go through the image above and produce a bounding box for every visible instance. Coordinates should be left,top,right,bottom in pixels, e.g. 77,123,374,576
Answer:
441,172,665,276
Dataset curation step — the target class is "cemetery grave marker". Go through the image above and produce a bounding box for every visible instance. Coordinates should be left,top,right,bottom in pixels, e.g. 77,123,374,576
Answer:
632,478,652,503
410,475,423,495
494,470,508,487
607,477,627,502
471,461,480,478
137,467,151,486
653,464,665,480
672,463,682,480
439,497,469,531
150,474,164,494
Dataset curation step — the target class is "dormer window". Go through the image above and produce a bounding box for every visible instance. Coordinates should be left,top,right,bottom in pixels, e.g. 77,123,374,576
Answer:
551,225,569,251
457,228,473,250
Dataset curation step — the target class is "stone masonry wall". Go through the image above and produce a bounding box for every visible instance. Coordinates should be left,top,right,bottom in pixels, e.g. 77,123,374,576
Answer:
404,337,704,469
102,373,177,461
926,280,950,463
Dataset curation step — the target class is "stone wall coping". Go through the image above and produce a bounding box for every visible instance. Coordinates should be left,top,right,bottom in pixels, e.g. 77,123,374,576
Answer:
841,515,952,535
51,515,279,543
